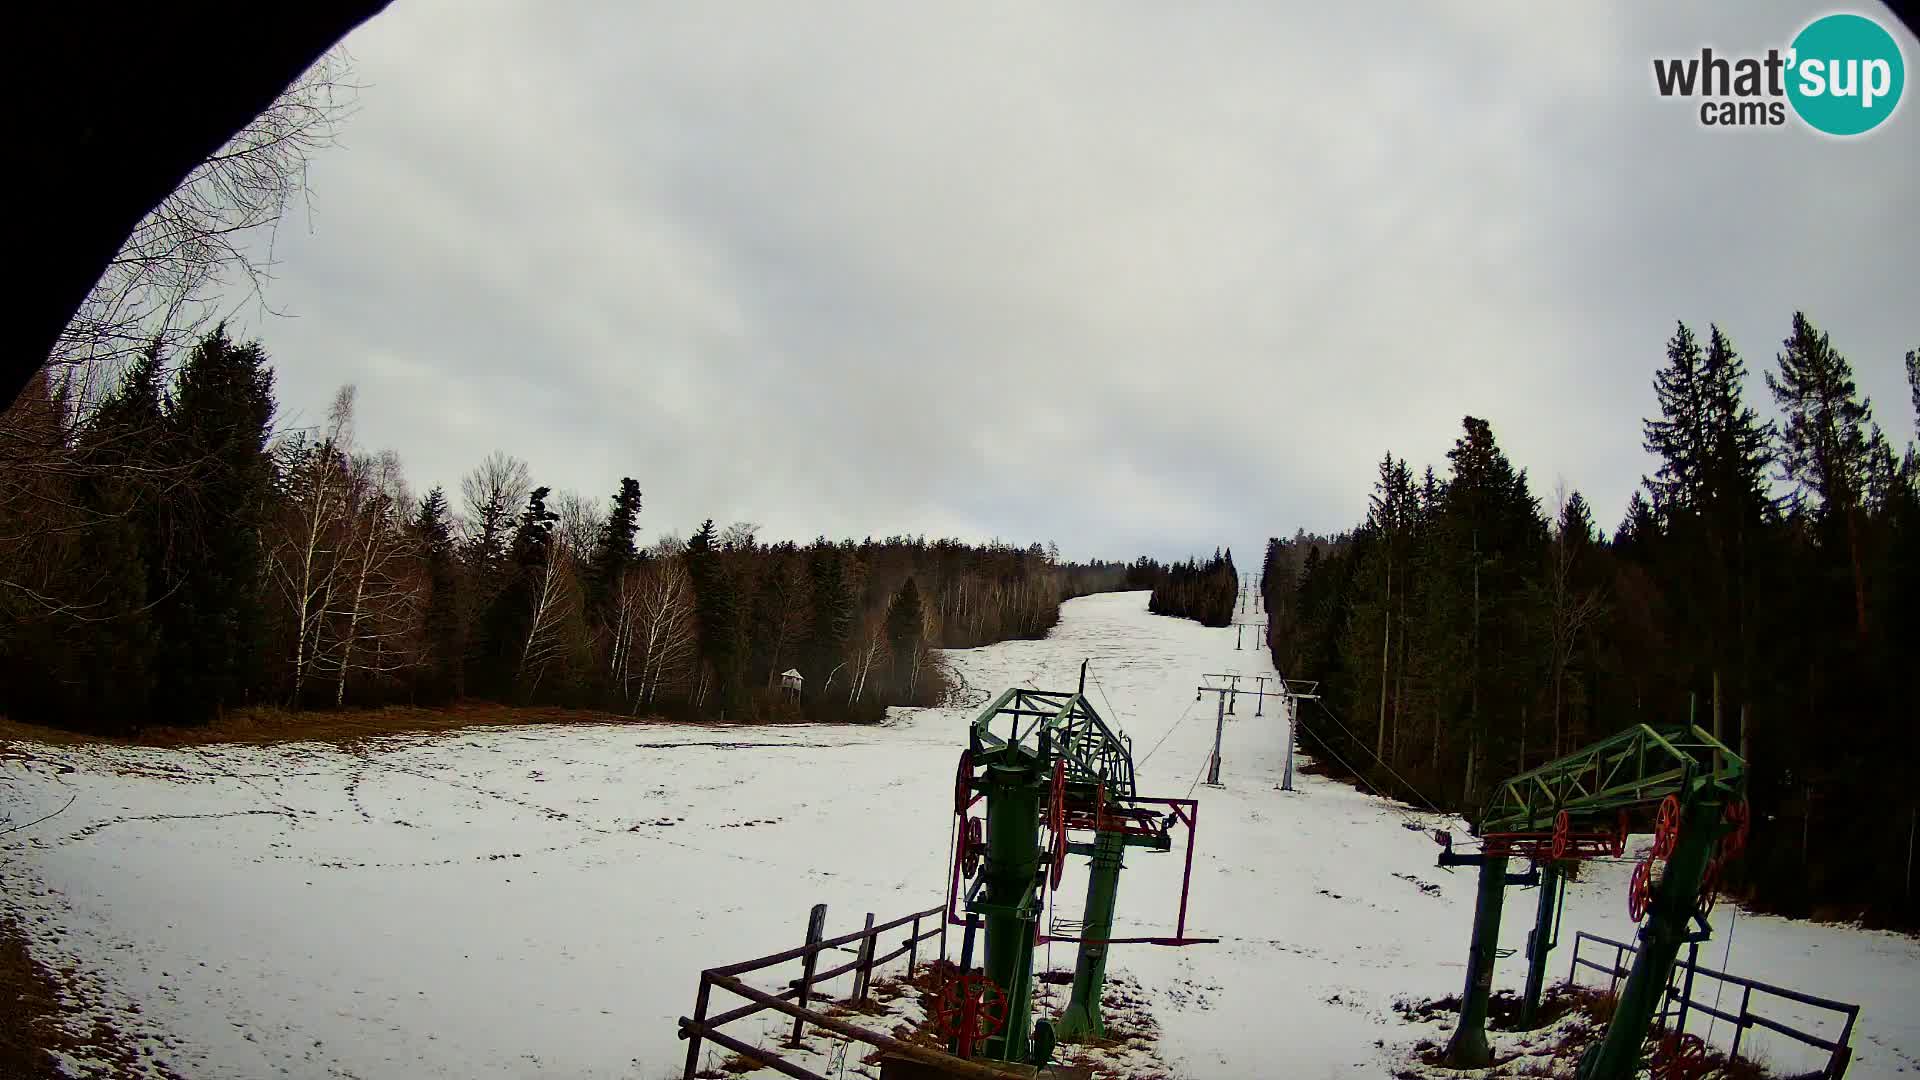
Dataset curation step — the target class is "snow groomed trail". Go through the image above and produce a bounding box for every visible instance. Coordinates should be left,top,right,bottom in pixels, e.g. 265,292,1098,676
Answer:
2,591,1915,1078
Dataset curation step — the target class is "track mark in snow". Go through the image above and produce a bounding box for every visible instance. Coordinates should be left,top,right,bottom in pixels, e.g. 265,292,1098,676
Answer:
1392,872,1443,897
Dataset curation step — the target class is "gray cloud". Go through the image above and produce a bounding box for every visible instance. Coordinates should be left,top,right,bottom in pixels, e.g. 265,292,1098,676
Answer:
226,0,1919,567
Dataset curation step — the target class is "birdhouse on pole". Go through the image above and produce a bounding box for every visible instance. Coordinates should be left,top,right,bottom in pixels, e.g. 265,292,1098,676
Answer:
779,669,804,701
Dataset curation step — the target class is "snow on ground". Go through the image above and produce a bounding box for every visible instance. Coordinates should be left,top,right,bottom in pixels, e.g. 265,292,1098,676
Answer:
2,590,1916,1079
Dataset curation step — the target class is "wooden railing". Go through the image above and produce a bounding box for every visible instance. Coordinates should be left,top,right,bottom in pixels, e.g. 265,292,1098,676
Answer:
1567,930,1861,1079
677,902,1029,1080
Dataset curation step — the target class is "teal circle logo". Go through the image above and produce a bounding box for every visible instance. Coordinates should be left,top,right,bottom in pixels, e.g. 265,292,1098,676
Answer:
1786,13,1905,135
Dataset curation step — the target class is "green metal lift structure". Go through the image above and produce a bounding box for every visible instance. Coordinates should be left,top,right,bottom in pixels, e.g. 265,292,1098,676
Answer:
943,665,1213,1066
1435,724,1748,1080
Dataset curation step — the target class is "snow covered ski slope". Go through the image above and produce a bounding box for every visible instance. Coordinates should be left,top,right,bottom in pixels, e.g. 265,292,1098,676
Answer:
2,591,1915,1078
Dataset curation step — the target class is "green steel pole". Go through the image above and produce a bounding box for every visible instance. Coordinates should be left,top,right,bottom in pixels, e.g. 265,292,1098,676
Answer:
1520,862,1560,1028
1444,853,1510,1068
1578,798,1721,1080
1055,829,1126,1041
981,763,1040,1063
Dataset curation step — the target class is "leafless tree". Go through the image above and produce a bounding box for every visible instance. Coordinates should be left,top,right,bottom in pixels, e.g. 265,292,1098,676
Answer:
847,616,890,706
759,562,812,687
48,52,360,410
267,385,355,703
326,449,419,705
551,489,604,565
625,555,698,710
720,521,760,552
517,536,578,697
460,451,531,571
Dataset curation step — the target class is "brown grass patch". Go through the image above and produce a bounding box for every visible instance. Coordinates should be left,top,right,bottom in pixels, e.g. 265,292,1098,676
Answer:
0,915,61,1079
0,702,691,749
0,913,185,1079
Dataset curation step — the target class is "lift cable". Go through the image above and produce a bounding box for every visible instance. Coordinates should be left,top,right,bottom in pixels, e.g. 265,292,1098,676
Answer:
1290,718,1448,837
1308,696,1447,816
1136,694,1200,769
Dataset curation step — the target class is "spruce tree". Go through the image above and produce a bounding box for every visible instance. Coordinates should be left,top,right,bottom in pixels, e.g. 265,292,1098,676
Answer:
887,576,925,697
685,518,741,714
152,327,277,723
585,478,642,615
806,541,855,691
1768,312,1883,637
478,486,558,699
414,487,464,701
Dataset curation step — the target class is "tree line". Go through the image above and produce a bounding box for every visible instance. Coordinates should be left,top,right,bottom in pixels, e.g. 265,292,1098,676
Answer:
0,327,1136,733
1263,313,1918,927
1139,551,1239,627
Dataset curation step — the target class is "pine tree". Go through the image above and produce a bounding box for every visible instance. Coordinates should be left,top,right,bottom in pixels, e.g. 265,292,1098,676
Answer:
414,487,463,701
585,478,642,616
887,576,925,698
151,326,278,723
1768,312,1884,637
685,518,741,714
477,486,559,699
806,540,855,693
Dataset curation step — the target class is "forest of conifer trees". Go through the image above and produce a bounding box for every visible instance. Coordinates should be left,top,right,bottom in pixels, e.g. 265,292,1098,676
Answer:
1262,313,1919,927
0,327,1137,734
1143,551,1240,627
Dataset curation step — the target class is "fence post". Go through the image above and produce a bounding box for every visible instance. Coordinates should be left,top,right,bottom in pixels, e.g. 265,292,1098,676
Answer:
1567,934,1580,987
908,913,922,973
1729,986,1753,1061
1610,942,1625,997
682,974,713,1080
939,909,949,967
1675,941,1699,1033
854,912,877,1003
789,903,828,1047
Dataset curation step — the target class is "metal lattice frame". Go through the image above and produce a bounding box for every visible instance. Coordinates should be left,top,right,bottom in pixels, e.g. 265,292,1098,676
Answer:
1479,724,1743,835
969,688,1137,801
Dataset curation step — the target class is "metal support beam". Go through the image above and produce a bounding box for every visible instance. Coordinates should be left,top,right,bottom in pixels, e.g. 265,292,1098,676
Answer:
1445,853,1510,1068
1055,828,1126,1041
980,764,1041,1063
1520,863,1561,1028
1206,691,1226,785
1578,797,1724,1080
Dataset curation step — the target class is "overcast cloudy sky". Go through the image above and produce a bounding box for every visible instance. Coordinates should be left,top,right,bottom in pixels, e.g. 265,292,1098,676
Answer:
226,1,1918,568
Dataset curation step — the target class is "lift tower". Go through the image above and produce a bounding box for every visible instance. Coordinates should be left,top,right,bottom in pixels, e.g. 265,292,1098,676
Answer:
946,664,1214,1065
1434,724,1747,1080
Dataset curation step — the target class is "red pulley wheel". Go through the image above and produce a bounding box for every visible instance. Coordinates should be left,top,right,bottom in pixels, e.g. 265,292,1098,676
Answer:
1628,857,1654,922
1661,1033,1707,1080
961,816,984,878
1653,795,1682,859
1047,758,1068,889
954,749,974,817
1552,809,1570,860
1722,798,1750,859
1697,856,1721,918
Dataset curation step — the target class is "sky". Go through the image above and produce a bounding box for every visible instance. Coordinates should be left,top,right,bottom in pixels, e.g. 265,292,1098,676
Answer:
219,0,1919,569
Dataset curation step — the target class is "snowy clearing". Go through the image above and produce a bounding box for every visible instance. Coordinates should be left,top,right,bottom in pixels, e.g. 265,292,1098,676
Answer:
2,591,1915,1079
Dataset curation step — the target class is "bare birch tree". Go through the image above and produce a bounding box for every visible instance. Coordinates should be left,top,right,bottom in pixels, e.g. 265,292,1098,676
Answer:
49,53,359,408
268,386,355,703
551,489,604,566
327,450,419,705
627,555,698,710
517,536,579,697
